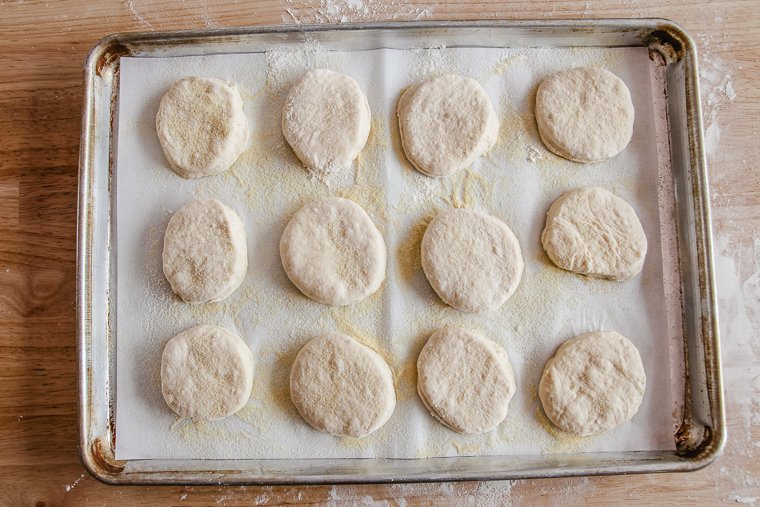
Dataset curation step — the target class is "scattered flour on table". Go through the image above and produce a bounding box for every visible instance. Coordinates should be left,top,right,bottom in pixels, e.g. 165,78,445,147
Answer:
698,33,737,158
712,234,760,497
282,0,433,24
124,0,154,30
253,493,270,505
64,473,85,492
696,38,759,505
324,481,517,506
125,0,221,30
729,496,760,505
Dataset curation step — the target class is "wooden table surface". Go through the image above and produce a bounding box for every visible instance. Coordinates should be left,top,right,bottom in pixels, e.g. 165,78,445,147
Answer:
1,1,758,505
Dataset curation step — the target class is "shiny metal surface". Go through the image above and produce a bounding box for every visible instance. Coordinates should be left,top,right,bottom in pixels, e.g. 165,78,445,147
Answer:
77,19,724,484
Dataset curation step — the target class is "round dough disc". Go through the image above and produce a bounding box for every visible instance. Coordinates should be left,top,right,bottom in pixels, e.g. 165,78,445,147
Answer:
398,74,499,177
163,199,248,304
161,325,254,420
417,326,516,434
539,331,646,436
535,67,634,163
282,69,371,173
280,197,386,306
290,332,396,437
156,76,250,178
541,186,647,280
421,208,523,312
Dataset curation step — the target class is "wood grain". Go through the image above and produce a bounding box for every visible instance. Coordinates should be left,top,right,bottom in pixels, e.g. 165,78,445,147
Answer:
0,1,758,505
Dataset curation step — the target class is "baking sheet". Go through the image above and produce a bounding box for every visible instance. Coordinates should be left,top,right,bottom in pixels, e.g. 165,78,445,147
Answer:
114,43,680,460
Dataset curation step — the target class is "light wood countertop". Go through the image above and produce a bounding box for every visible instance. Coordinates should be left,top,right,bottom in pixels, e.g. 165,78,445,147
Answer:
1,1,758,505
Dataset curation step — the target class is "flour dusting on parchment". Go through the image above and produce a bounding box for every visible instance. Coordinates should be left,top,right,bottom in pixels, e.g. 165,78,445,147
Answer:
113,40,679,460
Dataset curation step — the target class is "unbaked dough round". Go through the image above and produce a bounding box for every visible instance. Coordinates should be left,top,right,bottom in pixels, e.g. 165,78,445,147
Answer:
156,76,250,178
417,326,516,434
282,69,371,173
539,331,646,436
163,199,248,304
421,208,523,312
541,186,647,280
280,197,386,306
289,332,396,437
161,325,254,420
535,67,634,163
397,74,499,177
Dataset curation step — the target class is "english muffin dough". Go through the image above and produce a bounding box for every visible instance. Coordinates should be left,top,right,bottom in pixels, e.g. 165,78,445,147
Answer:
161,325,254,420
289,332,396,437
541,186,647,280
539,331,646,436
280,197,386,306
156,76,250,178
535,67,634,163
398,74,499,177
162,199,248,304
417,326,516,434
421,208,523,312
282,69,371,173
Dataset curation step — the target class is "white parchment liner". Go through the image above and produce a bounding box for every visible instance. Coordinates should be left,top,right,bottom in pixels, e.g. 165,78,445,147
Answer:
114,45,681,459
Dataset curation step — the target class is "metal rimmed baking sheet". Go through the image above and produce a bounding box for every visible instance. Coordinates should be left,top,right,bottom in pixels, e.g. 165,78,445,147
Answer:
77,19,724,484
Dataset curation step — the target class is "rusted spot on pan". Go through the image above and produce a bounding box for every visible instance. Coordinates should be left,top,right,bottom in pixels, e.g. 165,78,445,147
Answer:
91,437,127,475
676,420,715,459
95,41,131,77
646,25,687,63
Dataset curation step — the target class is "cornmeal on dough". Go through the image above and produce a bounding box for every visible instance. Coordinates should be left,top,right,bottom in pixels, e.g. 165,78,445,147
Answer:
289,332,396,437
161,324,254,420
417,326,516,434
156,76,250,178
398,74,499,177
162,199,248,304
280,197,386,306
282,69,371,174
421,208,523,312
535,67,634,163
539,331,646,436
541,186,647,281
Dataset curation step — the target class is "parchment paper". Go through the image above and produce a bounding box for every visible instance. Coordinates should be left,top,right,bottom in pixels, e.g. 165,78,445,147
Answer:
114,43,681,460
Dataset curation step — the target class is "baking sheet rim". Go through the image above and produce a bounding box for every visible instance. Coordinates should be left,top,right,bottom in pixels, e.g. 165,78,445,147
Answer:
77,18,725,485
